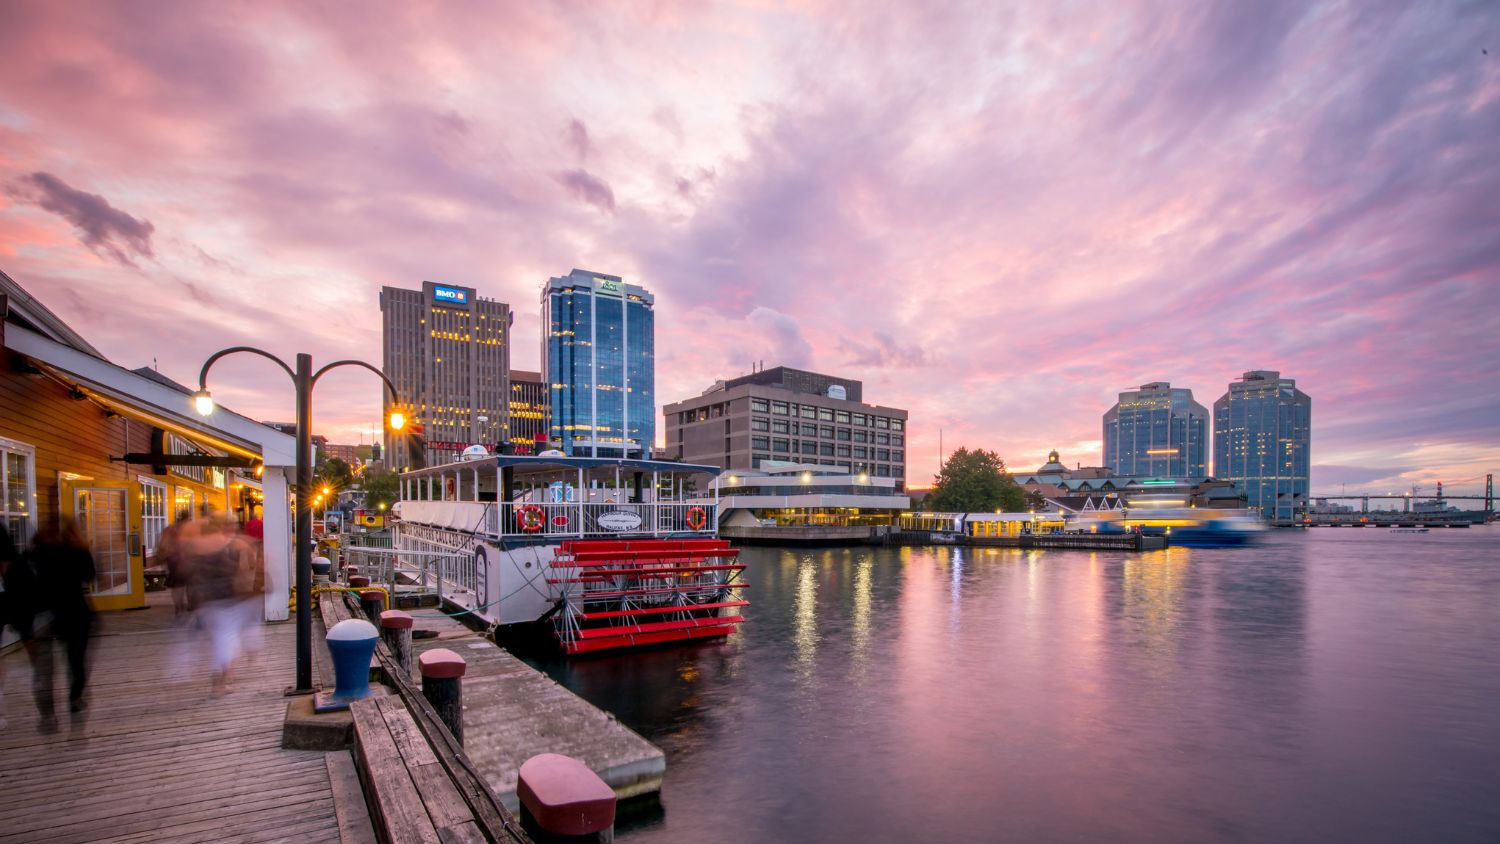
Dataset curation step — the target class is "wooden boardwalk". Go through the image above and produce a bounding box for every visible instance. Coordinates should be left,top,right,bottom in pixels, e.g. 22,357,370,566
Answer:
0,594,351,843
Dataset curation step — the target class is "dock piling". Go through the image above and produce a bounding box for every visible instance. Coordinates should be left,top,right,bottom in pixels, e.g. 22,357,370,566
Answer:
358,588,384,622
379,609,414,675
418,648,466,744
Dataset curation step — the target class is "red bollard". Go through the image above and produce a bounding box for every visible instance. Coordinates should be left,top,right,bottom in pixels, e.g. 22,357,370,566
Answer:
348,574,370,588
517,753,616,843
358,589,384,622
418,648,466,745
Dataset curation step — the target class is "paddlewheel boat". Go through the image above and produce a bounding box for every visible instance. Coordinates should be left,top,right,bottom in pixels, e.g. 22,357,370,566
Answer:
386,454,745,654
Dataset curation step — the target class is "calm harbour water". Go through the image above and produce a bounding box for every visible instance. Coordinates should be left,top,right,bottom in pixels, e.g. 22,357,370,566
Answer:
523,527,1500,843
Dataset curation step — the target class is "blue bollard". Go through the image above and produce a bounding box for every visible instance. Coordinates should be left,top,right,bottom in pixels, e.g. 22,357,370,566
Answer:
313,618,379,713
312,555,332,579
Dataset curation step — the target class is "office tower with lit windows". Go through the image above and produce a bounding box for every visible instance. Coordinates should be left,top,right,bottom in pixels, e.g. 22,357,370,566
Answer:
542,269,655,458
1102,382,1209,478
507,369,549,454
380,282,511,469
1214,370,1311,521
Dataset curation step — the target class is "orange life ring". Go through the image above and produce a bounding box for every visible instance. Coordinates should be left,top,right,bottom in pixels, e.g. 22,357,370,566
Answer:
685,506,708,531
517,504,545,533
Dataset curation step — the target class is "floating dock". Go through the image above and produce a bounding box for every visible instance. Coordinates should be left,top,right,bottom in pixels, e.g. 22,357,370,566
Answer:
406,610,666,811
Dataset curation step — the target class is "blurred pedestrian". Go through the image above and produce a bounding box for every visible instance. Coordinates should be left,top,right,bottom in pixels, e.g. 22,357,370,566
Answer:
156,510,192,618
182,516,241,695
30,518,95,732
236,516,266,661
1,522,39,729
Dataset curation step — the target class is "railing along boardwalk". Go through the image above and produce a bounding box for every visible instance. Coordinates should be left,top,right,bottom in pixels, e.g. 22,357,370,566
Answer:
0,592,351,843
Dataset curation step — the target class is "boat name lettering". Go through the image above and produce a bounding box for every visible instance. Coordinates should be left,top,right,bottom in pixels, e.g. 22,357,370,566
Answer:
596,511,643,532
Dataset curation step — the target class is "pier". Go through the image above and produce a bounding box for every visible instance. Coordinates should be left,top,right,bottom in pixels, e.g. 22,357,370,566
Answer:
0,593,357,844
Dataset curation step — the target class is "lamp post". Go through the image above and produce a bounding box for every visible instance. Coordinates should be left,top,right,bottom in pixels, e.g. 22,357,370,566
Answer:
193,347,404,694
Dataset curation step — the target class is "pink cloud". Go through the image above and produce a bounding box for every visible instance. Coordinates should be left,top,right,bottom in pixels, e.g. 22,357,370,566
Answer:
0,1,1496,495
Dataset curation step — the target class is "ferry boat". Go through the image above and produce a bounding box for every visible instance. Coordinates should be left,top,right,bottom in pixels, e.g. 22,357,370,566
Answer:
1165,516,1268,547
1389,527,1430,534
387,454,746,654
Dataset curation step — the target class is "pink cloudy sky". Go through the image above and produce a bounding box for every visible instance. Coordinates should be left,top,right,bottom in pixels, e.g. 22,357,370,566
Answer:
2,1,1497,496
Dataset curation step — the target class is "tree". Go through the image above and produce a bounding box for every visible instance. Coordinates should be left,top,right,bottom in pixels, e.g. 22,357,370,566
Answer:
317,458,354,494
925,447,1027,513
360,467,401,511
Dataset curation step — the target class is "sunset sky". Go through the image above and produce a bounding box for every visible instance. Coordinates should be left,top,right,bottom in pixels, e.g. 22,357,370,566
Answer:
1,2,1496,496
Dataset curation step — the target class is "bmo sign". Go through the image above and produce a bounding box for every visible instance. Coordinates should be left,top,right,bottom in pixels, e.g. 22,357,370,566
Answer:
431,284,470,307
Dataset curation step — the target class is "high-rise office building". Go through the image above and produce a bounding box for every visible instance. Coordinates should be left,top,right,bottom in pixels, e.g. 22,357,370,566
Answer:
664,366,910,485
1214,370,1310,521
380,281,511,469
542,269,655,458
507,369,549,454
1102,382,1209,478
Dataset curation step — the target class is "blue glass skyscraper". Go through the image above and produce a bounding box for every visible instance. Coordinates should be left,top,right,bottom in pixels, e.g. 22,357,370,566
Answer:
1214,370,1311,521
1102,382,1209,478
542,269,655,458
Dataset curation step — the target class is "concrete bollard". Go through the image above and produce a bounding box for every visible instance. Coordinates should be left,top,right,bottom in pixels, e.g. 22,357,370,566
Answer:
379,610,414,675
315,618,379,712
312,555,332,582
418,648,466,745
517,753,616,843
358,589,385,622
348,574,370,588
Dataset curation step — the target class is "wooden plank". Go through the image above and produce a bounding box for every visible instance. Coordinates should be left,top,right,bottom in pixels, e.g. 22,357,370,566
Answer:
351,698,442,844
327,750,379,844
378,695,439,767
437,820,489,844
410,762,479,831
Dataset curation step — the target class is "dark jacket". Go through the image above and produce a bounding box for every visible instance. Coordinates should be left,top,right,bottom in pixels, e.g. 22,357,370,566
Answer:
31,538,96,627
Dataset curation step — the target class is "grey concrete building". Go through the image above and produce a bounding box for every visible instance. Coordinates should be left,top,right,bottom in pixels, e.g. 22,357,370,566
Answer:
664,366,909,486
380,281,511,469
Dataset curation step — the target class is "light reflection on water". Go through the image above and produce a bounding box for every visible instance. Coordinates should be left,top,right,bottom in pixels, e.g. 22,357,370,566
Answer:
524,528,1500,843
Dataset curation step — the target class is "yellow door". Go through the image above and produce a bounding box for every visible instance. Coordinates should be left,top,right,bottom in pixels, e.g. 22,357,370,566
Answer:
62,480,145,611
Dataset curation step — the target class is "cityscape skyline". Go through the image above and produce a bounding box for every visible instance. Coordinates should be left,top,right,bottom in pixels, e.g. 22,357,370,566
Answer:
1,3,1495,495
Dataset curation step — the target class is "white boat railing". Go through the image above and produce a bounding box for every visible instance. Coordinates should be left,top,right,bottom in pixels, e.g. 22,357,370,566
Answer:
341,543,476,607
486,500,714,542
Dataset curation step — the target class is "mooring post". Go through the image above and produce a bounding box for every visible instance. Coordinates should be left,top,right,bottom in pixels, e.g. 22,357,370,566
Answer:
348,574,370,588
379,609,413,675
358,589,384,622
517,753,617,843
419,648,466,744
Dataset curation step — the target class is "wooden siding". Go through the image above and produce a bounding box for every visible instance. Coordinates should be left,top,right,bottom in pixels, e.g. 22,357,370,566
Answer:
0,353,237,534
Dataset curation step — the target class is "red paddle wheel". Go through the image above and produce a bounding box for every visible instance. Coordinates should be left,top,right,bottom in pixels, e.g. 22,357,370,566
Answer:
548,538,748,654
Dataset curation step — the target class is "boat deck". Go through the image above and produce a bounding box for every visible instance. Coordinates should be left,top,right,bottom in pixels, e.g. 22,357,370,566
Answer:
0,594,351,843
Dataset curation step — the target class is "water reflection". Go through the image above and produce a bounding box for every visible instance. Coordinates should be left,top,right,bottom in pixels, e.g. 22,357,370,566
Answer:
524,529,1500,843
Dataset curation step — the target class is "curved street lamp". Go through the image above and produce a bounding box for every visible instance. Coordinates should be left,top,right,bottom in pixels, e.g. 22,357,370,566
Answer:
195,346,405,694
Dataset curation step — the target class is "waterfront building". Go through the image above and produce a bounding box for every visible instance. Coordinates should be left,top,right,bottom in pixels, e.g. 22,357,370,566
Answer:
701,461,911,543
542,269,655,458
1102,382,1209,478
1,270,296,625
380,281,512,469
664,365,910,485
507,369,549,453
1213,370,1311,521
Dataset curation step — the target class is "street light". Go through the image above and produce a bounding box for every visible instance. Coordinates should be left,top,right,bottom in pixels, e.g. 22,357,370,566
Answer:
196,346,403,695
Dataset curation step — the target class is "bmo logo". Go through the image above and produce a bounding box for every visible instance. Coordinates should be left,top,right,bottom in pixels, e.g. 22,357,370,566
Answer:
432,284,469,306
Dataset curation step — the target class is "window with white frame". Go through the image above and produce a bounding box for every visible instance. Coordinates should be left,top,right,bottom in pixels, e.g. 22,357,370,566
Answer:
139,477,168,556
1,437,37,548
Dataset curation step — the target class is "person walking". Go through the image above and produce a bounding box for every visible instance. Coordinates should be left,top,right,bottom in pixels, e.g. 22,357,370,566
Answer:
0,523,39,729
156,510,192,619
182,517,241,695
30,519,95,732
